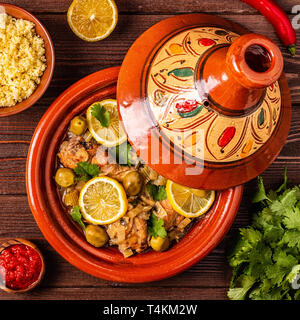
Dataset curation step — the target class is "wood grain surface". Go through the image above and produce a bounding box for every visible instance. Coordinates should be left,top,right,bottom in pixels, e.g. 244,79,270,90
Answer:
0,0,299,300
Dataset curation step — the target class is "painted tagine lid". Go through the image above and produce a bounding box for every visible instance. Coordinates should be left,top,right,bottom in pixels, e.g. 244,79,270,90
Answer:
117,14,292,190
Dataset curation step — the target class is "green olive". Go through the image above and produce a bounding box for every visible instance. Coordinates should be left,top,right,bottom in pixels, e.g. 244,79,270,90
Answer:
85,225,109,248
150,236,170,252
55,168,75,188
122,171,143,196
70,116,87,136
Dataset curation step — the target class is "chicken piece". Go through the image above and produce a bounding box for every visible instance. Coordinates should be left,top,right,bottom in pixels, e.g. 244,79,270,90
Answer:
152,175,167,186
91,146,110,167
140,195,156,207
58,136,89,169
127,203,153,218
100,163,136,182
124,215,148,253
177,217,192,231
86,142,98,158
155,199,185,231
106,204,151,257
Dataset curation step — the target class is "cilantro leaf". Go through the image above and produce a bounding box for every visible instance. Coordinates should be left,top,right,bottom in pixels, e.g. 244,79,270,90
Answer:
227,274,256,300
146,182,167,201
70,206,85,230
273,249,298,269
146,182,157,199
148,214,167,238
74,161,100,182
295,290,300,300
91,103,110,128
280,230,300,251
252,176,271,204
286,264,300,284
263,223,284,245
156,186,167,201
265,264,287,286
283,206,300,231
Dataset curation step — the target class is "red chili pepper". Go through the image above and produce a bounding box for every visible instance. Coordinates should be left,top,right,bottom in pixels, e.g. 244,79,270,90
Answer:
218,127,236,148
198,38,216,46
241,0,296,56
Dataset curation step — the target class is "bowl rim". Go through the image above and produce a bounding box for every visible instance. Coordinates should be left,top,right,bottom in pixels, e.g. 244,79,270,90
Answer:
0,3,55,117
26,66,244,283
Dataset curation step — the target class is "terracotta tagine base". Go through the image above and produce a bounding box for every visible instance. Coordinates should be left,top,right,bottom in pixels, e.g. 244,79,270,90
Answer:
26,67,244,283
117,13,292,190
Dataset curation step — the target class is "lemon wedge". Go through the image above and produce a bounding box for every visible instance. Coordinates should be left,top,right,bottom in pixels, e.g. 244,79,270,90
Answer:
67,0,118,42
79,176,127,225
86,99,127,148
166,180,215,218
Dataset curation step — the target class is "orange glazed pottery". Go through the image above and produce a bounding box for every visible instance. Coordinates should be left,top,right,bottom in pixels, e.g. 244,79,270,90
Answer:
0,3,55,117
118,13,292,190
26,67,243,283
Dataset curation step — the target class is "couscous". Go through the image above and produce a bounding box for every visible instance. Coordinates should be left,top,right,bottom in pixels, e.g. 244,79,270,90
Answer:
0,13,46,107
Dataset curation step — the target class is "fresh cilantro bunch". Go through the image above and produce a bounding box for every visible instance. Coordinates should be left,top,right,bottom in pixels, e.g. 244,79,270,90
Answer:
227,169,300,300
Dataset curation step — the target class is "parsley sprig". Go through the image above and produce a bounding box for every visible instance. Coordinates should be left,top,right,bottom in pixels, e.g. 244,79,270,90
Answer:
227,168,300,300
70,206,85,231
74,161,100,182
148,214,167,239
91,103,110,128
146,182,167,201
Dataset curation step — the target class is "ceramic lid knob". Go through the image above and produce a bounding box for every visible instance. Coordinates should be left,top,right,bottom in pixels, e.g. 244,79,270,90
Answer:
227,34,284,89
195,34,284,116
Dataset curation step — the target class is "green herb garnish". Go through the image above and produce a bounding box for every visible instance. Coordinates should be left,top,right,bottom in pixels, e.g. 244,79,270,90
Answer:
227,168,300,300
91,103,110,128
70,206,85,231
146,182,167,201
148,214,167,239
74,161,100,182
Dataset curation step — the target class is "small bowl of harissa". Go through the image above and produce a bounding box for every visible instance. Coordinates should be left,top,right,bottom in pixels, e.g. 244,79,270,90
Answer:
0,3,55,117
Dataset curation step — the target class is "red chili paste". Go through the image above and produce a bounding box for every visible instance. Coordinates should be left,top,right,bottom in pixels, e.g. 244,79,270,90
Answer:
0,244,42,290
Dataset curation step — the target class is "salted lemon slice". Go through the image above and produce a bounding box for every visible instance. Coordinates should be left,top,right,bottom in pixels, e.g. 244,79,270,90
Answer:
86,99,127,148
79,176,127,225
166,180,215,218
67,0,118,42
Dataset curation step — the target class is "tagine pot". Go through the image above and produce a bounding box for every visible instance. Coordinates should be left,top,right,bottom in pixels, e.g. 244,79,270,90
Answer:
118,13,292,190
26,13,291,283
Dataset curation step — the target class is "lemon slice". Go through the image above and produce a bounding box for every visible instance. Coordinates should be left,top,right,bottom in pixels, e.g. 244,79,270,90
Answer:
86,99,127,147
79,176,127,225
166,180,215,218
67,0,118,42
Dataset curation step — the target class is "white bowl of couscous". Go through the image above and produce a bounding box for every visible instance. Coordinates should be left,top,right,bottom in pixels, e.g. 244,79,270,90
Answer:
0,3,55,117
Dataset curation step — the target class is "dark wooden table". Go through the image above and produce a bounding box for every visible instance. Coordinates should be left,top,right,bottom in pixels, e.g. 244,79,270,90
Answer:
0,0,299,300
